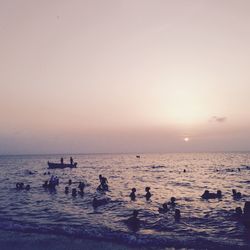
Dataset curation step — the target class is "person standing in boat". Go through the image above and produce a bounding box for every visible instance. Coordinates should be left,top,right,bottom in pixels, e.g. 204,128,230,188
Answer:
70,157,74,165
60,157,64,164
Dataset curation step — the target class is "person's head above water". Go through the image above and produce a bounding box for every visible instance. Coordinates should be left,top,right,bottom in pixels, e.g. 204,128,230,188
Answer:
171,197,176,203
145,187,150,192
217,190,222,197
132,188,136,193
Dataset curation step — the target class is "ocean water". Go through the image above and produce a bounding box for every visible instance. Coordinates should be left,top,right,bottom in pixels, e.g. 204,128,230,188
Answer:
0,153,250,249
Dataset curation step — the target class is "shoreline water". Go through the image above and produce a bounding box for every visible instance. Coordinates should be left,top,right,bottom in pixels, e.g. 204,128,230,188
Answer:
0,229,138,250
1,153,250,249
0,229,180,250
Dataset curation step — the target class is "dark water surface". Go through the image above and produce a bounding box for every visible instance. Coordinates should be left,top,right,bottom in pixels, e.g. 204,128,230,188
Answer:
0,153,250,249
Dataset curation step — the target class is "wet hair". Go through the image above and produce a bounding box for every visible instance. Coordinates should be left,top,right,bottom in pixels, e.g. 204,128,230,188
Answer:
132,188,136,192
145,187,150,192
232,189,237,195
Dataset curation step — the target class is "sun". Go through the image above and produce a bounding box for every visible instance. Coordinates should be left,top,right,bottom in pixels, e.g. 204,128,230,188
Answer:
184,137,189,142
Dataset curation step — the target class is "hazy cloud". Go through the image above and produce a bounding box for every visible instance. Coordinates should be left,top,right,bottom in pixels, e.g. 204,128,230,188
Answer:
210,116,227,123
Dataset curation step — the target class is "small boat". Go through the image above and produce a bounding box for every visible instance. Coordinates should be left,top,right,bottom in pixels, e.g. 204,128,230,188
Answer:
47,161,77,169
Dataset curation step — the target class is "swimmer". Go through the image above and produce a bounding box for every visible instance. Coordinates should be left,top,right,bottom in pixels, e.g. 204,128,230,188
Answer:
145,187,151,200
25,184,30,190
168,197,176,206
158,203,169,213
129,188,136,201
217,190,222,199
232,189,242,199
65,186,69,194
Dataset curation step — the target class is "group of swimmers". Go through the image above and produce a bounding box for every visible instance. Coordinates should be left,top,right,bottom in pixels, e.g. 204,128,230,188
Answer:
16,167,250,231
42,175,59,189
16,182,30,190
201,189,243,200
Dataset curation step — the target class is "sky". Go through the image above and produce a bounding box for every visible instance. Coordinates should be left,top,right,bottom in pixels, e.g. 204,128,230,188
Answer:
1,0,250,154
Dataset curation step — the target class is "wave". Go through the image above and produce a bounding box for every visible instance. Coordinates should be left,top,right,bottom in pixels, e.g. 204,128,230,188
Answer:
0,218,248,249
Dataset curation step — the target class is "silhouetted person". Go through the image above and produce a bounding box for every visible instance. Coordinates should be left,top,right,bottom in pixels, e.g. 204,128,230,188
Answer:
60,157,64,164
125,210,141,232
145,187,151,200
183,169,186,173
68,179,72,185
201,190,210,199
25,184,30,190
216,190,222,199
65,186,69,194
201,190,222,199
78,182,85,195
70,157,73,165
130,188,136,201
16,182,24,190
168,197,176,206
98,175,108,191
232,189,242,199
159,203,169,213
174,209,181,221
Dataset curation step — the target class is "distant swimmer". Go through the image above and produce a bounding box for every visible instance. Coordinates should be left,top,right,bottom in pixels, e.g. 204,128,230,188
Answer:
201,190,222,199
25,184,30,190
129,188,136,201
98,175,109,191
125,210,141,232
65,186,69,194
70,157,74,165
145,187,152,201
68,179,72,185
136,155,140,158
78,182,85,192
60,157,64,164
16,182,24,190
158,203,169,213
168,197,176,206
232,189,242,199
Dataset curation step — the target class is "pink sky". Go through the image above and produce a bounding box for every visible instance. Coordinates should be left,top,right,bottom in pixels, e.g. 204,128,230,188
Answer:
1,0,250,154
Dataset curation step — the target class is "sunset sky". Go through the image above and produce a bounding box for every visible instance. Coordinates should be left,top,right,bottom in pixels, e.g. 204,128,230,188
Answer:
1,0,250,154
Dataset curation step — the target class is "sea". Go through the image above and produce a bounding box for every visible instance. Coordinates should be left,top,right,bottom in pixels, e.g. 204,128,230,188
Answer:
0,152,250,249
